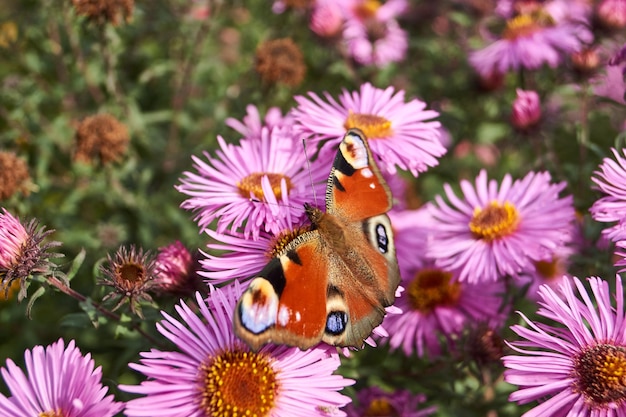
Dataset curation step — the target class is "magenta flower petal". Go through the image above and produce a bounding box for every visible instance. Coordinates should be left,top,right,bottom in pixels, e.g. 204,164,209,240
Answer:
121,283,354,416
427,170,575,283
292,83,445,176
177,127,327,239
0,339,124,417
503,275,626,416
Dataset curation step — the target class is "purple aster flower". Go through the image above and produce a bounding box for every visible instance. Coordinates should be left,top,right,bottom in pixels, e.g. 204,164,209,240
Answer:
593,61,626,105
0,208,60,299
503,275,626,416
344,386,436,417
591,148,626,238
152,240,204,297
470,6,592,78
511,89,541,131
341,0,409,68
0,339,124,417
225,104,294,141
383,263,507,357
121,283,354,416
177,126,328,239
199,212,309,285
291,82,445,176
382,208,508,357
426,170,575,283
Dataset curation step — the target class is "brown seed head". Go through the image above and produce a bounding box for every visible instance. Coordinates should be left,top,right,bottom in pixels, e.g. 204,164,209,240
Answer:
71,0,134,26
74,114,130,165
255,38,306,87
0,151,31,200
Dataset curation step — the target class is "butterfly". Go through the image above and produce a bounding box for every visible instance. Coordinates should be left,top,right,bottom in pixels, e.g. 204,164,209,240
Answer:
234,128,401,351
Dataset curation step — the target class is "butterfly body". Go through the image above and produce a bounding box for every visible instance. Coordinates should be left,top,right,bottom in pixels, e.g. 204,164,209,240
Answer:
234,129,400,350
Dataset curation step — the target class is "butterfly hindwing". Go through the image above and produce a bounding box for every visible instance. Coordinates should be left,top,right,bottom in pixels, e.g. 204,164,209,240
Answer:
234,232,330,351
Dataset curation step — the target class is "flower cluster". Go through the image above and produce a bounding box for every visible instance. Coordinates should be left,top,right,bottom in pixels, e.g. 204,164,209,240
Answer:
275,0,410,68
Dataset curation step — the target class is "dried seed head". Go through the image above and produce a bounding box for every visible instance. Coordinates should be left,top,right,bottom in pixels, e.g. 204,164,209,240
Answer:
99,245,155,317
255,38,306,87
0,152,31,200
71,0,134,26
74,114,130,164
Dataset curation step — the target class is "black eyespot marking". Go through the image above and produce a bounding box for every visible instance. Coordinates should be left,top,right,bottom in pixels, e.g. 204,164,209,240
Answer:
259,257,286,296
286,249,302,266
325,311,348,335
375,223,389,254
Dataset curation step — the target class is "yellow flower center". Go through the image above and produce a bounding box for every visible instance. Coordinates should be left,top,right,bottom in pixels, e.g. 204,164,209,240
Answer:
574,344,626,406
267,226,310,258
238,173,293,201
39,410,65,417
344,111,393,139
364,398,398,416
534,257,559,279
354,0,381,20
200,349,279,417
502,10,554,39
407,268,461,313
469,201,519,242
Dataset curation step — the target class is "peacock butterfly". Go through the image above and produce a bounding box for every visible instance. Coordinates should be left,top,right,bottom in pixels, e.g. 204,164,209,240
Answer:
233,128,401,350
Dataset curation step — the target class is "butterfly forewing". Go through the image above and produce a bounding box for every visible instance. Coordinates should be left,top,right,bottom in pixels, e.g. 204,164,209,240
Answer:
234,128,401,351
326,129,393,222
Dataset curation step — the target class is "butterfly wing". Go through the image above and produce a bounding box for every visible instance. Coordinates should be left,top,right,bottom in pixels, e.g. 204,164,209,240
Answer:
326,129,393,221
234,231,330,351
321,129,401,346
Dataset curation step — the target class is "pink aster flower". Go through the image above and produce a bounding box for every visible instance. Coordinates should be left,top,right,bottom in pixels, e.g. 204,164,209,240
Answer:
121,284,354,416
292,82,445,176
152,240,203,296
177,126,327,239
0,208,60,298
511,89,541,131
0,339,124,417
593,65,626,105
610,225,626,272
383,263,508,357
225,104,294,141
342,14,408,67
199,212,308,285
470,6,592,78
344,386,436,417
503,275,626,416
310,0,344,38
383,207,508,357
427,170,575,283
590,148,626,239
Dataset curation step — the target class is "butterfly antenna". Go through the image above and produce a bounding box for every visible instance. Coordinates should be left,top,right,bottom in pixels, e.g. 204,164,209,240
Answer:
302,138,319,207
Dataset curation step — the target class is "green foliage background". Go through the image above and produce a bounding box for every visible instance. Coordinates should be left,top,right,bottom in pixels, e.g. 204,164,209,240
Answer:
1,0,625,415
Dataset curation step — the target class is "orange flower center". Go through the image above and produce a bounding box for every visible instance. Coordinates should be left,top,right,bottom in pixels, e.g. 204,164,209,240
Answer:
344,111,393,139
407,268,461,313
238,172,293,201
39,410,65,417
200,349,279,417
267,226,310,258
502,11,554,40
574,344,626,406
364,397,398,416
469,201,519,242
354,0,381,20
